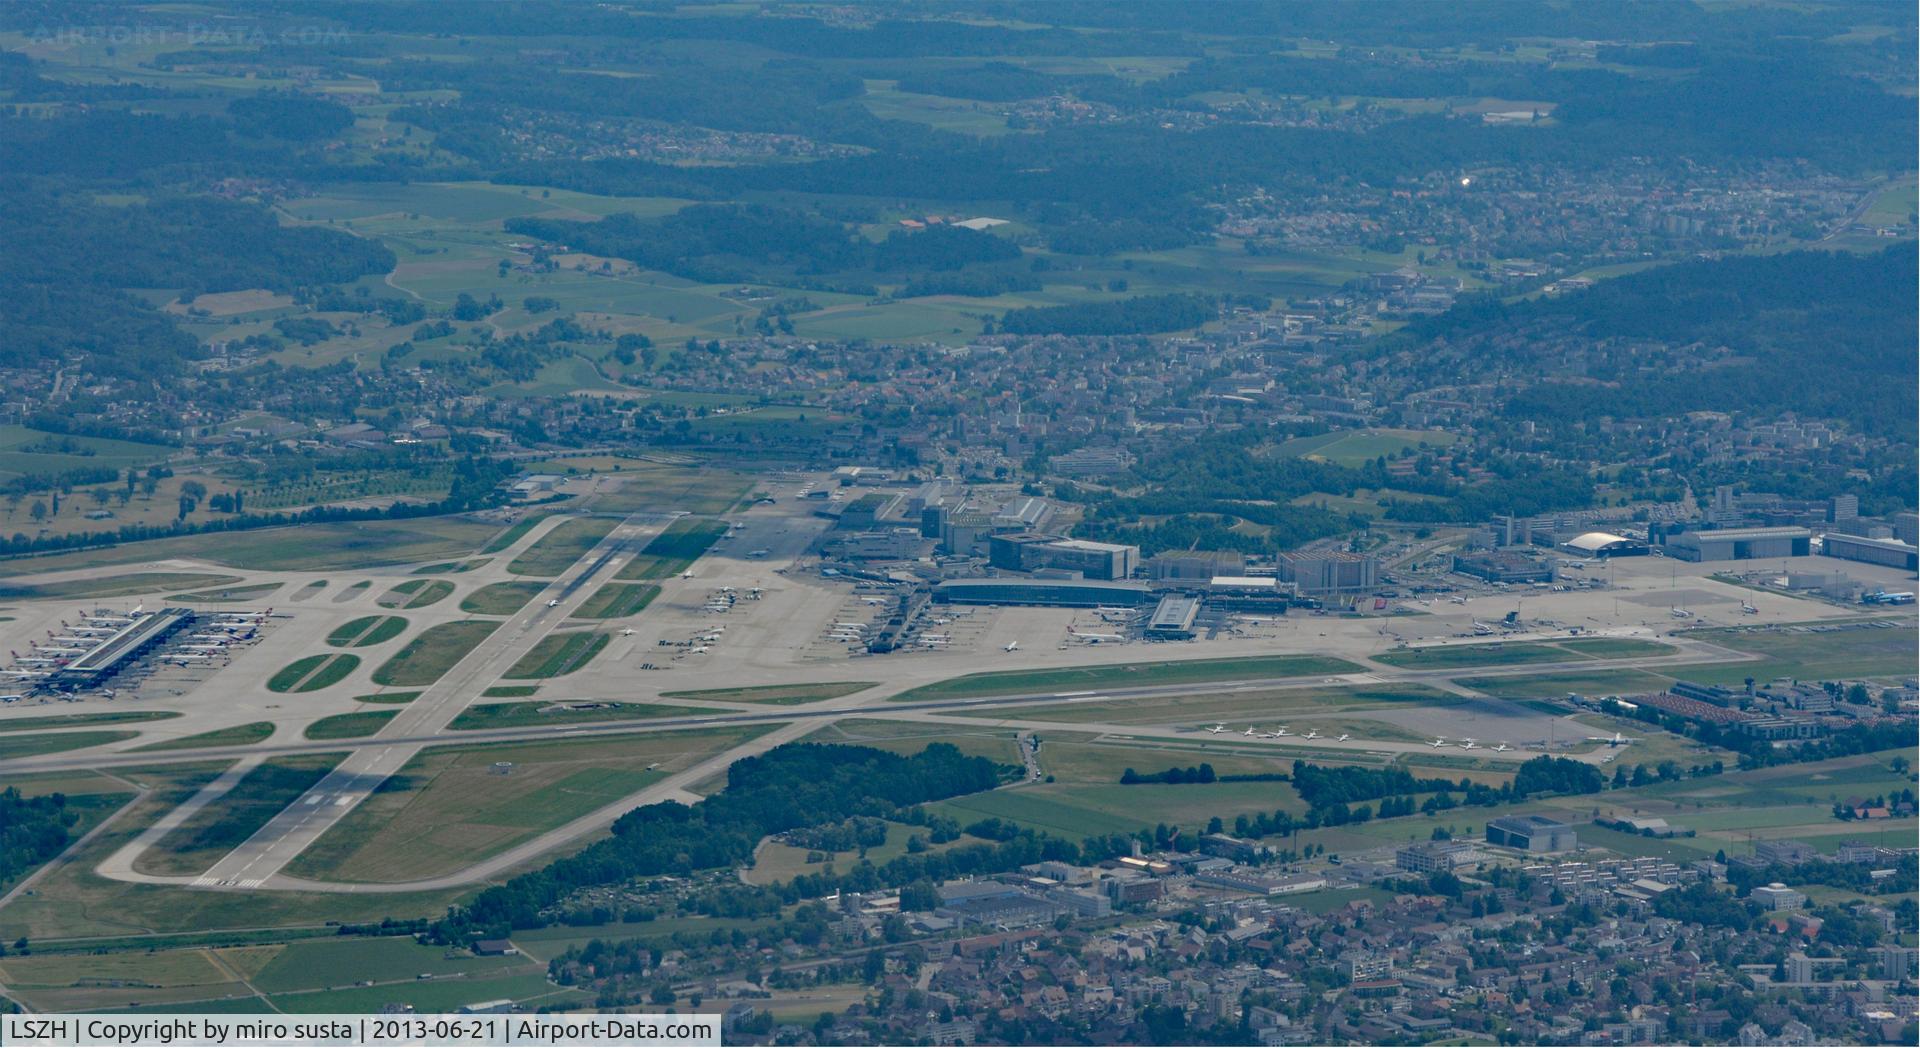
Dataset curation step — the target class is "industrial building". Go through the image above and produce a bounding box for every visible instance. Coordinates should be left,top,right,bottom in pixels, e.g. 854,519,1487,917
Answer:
1559,531,1649,558
987,534,1139,580
44,607,196,691
1276,550,1378,596
1203,576,1292,613
1663,526,1811,562
933,579,1152,608
1485,814,1578,853
1821,533,1919,571
1145,594,1201,639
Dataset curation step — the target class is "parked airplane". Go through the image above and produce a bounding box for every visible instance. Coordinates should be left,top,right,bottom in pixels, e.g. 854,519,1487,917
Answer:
1586,731,1637,747
1270,726,1292,737
1429,737,1448,748
1066,627,1124,644
1336,734,1350,742
1003,641,1019,652
619,628,637,636
1493,742,1511,752
1302,729,1322,740
1741,601,1759,614
1472,622,1496,636
1670,608,1692,618
1206,724,1227,735
1243,727,1260,737
686,646,709,655
1460,739,1478,750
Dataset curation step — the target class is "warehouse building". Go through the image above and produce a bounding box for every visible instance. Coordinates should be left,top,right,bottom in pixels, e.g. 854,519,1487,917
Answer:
1663,526,1811,562
1486,814,1578,853
934,579,1152,608
1146,550,1245,580
1821,533,1919,571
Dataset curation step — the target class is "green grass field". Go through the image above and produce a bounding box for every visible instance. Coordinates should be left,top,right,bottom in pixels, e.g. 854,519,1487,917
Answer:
376,578,454,609
958,683,1458,728
0,573,241,600
503,631,609,679
615,517,727,580
265,653,360,693
249,936,537,994
0,710,178,733
353,690,421,705
285,727,769,883
132,723,275,752
1276,428,1456,467
661,681,876,705
0,518,499,573
507,517,615,576
135,754,344,877
1372,638,1671,670
448,700,684,731
1682,624,1918,685
0,730,139,759
459,580,548,615
325,615,408,647
304,711,398,740
895,654,1362,701
371,620,501,686
167,582,282,604
1458,668,1676,700
571,582,658,619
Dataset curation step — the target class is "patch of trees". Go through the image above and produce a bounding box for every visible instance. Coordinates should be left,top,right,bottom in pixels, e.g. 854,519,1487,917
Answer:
227,94,355,141
896,269,1040,298
894,61,1075,102
430,743,1005,941
506,204,866,285
0,788,77,889
1728,855,1916,898
873,226,1019,271
999,293,1213,336
1290,761,1458,806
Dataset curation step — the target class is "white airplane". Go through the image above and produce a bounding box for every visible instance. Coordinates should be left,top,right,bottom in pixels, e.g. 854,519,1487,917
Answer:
921,634,951,642
1336,734,1350,742
861,597,887,605
686,646,709,655
1601,754,1616,764
1460,739,1478,751
47,636,99,646
917,636,949,646
1299,729,1320,740
168,653,215,663
1448,596,1467,604
35,646,87,655
1067,627,1124,644
547,599,561,608
1206,724,1228,735
1670,608,1692,618
1471,622,1496,636
1003,641,1019,652
832,622,868,631
69,626,115,635
1243,727,1260,737
1493,742,1511,752
1741,601,1758,614
619,628,637,636
1269,726,1292,738
682,570,695,579
1429,737,1448,748
0,694,21,703
1586,731,1637,747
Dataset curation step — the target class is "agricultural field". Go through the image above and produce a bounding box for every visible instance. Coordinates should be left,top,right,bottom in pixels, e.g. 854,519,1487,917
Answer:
284,727,771,883
570,581,658,619
265,653,360,693
459,580,547,615
615,517,728,580
661,681,876,706
134,755,345,876
325,615,408,647
503,631,609,679
894,654,1363,701
376,578,454,609
506,517,615,576
371,620,501,686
